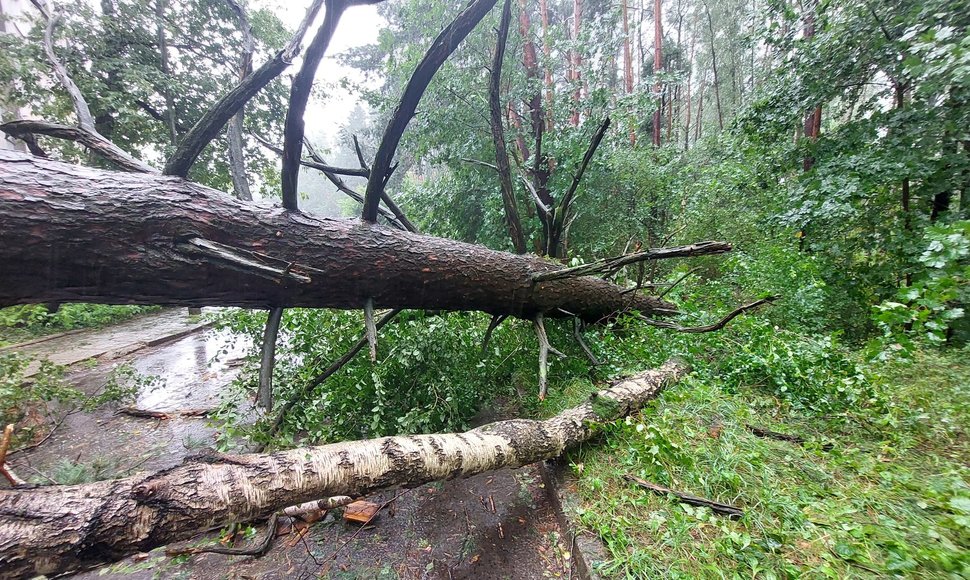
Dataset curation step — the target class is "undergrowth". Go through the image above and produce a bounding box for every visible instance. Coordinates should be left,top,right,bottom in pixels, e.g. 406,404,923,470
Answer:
0,303,161,346
210,282,967,578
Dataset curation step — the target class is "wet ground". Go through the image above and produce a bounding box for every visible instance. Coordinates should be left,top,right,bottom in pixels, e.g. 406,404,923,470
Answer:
5,312,580,579
1,309,212,378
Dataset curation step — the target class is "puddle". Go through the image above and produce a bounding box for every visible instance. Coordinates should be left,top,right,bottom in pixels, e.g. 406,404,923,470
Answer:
11,327,251,481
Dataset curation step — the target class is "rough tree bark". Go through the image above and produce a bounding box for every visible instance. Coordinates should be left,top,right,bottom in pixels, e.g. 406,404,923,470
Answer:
0,151,686,321
0,360,688,578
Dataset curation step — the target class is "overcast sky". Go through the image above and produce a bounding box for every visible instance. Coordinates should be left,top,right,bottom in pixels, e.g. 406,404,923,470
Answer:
259,0,384,146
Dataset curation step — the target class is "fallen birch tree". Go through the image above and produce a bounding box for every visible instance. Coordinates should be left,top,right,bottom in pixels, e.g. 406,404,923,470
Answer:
0,359,688,578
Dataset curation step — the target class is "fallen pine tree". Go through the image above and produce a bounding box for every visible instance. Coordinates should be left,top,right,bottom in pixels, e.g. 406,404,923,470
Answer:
0,359,687,578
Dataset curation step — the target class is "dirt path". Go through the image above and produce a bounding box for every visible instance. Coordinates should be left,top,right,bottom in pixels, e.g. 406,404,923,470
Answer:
1,308,211,377
7,315,579,579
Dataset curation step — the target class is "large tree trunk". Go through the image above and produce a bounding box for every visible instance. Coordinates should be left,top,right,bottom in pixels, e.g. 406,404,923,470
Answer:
0,360,688,578
0,151,673,321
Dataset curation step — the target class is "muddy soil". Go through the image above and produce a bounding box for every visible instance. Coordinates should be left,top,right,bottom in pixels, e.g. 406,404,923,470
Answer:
6,316,579,580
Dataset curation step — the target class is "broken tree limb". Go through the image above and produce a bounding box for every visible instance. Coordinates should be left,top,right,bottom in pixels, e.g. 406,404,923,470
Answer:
0,359,687,577
746,424,833,450
364,298,377,362
361,0,499,223
532,241,733,283
0,151,677,322
638,297,777,333
0,120,155,174
258,307,284,411
623,475,743,518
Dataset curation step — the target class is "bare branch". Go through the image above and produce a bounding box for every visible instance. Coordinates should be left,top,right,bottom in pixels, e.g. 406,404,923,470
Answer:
258,307,284,410
40,8,93,129
163,0,327,177
251,134,406,229
658,267,700,298
306,139,417,231
639,296,777,333
573,317,600,366
533,241,733,283
489,0,527,254
361,0,500,222
482,314,508,353
352,134,369,170
0,120,154,172
532,313,564,400
281,0,348,210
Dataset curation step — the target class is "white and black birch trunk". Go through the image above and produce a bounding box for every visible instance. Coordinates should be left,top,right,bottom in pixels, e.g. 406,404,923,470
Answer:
0,360,687,578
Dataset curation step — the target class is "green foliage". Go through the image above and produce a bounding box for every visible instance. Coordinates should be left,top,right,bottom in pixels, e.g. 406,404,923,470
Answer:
0,304,159,345
210,304,610,447
568,349,969,579
873,221,970,358
0,354,148,444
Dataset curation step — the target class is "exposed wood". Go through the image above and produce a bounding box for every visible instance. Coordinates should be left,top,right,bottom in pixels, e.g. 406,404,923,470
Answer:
624,474,743,518
342,500,381,524
1,151,676,322
0,424,25,487
362,0,499,223
364,298,377,362
0,360,688,577
117,408,170,420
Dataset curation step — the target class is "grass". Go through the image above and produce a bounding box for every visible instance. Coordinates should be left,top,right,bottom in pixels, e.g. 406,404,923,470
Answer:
0,303,161,346
558,349,969,578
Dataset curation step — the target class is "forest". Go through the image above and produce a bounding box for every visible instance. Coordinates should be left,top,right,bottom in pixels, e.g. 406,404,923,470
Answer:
0,0,967,577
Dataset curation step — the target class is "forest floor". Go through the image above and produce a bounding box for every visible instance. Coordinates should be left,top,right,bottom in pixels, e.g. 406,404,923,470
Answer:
5,317,577,580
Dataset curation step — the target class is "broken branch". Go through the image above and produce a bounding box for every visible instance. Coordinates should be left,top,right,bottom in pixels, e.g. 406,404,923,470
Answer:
639,296,776,333
532,241,733,283
624,475,743,518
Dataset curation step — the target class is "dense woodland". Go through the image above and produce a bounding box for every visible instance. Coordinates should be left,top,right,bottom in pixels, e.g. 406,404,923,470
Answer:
0,0,968,577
